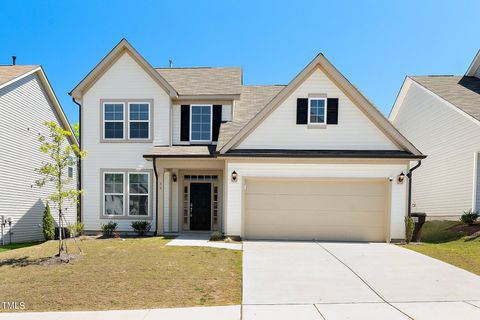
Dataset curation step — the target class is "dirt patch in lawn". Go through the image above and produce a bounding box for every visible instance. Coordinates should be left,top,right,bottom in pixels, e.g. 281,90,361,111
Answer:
450,222,480,237
0,237,242,312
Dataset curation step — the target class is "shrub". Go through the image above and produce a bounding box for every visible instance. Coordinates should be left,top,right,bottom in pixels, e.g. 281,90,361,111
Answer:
131,221,151,236
405,216,415,244
460,209,479,226
210,231,224,241
42,202,55,240
101,221,118,237
67,222,85,237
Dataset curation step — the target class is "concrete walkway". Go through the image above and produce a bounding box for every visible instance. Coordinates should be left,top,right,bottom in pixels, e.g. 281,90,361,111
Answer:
166,233,242,250
242,241,480,319
0,305,241,320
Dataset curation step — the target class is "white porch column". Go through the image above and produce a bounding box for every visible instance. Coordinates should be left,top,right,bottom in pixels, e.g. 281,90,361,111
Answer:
163,171,171,232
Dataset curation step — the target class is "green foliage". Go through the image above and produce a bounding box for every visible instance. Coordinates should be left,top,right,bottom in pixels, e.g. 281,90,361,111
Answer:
67,222,85,237
209,231,224,241
101,221,118,237
131,221,151,236
419,221,464,243
72,122,80,139
35,121,86,212
461,209,479,226
42,202,55,241
405,216,415,244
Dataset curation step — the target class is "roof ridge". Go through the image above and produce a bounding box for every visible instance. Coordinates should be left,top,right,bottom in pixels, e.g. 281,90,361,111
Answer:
155,66,241,70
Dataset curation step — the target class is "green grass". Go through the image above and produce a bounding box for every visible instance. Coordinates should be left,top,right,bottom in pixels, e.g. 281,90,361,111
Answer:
405,220,480,275
417,220,464,243
0,241,43,253
0,237,242,312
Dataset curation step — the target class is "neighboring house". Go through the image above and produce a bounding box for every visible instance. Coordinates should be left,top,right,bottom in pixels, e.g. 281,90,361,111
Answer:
390,50,480,220
0,64,78,244
70,39,423,242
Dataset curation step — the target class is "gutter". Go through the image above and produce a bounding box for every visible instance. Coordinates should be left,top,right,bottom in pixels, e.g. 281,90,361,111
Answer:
152,158,159,236
71,97,82,223
407,160,422,217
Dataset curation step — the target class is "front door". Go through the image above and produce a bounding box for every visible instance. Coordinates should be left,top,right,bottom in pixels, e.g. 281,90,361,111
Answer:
189,183,211,231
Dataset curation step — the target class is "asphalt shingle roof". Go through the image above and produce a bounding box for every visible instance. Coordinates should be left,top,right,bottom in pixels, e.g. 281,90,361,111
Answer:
0,65,38,87
156,67,242,96
411,75,480,122
216,85,285,150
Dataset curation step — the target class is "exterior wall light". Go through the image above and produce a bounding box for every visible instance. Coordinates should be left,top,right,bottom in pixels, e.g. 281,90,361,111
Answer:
231,170,238,182
172,173,177,182
397,172,405,184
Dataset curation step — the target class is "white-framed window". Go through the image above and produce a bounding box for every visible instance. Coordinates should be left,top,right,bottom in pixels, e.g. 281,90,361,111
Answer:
128,173,150,216
308,98,327,124
67,155,75,178
128,102,150,139
190,105,212,142
103,102,125,139
68,167,74,178
103,172,125,216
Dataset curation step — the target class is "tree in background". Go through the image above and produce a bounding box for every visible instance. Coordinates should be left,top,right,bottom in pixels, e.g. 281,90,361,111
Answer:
42,202,55,240
35,121,86,256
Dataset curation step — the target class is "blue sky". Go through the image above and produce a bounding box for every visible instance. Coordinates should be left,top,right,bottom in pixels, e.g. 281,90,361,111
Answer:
1,0,478,124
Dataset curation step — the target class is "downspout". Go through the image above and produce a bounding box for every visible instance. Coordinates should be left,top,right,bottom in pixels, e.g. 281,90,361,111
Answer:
406,160,422,217
71,97,82,223
152,156,159,236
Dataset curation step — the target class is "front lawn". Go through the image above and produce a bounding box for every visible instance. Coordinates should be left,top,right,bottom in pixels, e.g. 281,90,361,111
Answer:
0,237,242,312
0,241,43,253
405,221,480,275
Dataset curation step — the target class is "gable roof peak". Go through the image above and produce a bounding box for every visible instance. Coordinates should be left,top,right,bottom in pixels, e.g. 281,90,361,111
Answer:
69,38,177,99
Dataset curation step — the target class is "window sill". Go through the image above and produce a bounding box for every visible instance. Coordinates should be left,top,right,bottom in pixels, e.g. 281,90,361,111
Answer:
307,124,327,129
100,215,153,220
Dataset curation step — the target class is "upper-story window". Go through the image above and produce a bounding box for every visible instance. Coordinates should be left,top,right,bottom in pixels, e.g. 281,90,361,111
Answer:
190,105,212,142
308,98,326,125
129,103,150,139
104,103,125,139
102,100,152,142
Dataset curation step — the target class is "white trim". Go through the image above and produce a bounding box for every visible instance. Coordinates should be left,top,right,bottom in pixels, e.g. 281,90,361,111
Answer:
307,97,327,125
190,104,213,143
466,49,480,77
127,172,151,217
390,77,480,127
127,102,151,140
103,102,126,140
472,151,480,211
103,172,126,217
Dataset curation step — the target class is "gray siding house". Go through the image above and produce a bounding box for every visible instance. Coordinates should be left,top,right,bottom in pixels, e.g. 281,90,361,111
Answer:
0,65,78,244
390,51,480,220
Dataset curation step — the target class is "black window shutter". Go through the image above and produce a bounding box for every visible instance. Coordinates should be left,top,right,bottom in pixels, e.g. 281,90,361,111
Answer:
326,98,339,125
180,105,190,141
296,98,308,124
212,105,222,141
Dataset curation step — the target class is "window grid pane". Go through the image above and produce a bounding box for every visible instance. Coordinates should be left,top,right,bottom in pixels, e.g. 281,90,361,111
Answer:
104,103,124,139
129,103,149,139
191,105,211,141
129,173,149,216
309,99,325,124
104,173,124,216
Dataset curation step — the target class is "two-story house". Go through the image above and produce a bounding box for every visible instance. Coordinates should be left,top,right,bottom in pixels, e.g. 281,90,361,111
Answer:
0,64,78,243
390,50,480,220
70,39,424,242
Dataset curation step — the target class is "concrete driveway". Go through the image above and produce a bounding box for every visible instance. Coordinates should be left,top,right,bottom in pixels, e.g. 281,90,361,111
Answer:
243,241,480,320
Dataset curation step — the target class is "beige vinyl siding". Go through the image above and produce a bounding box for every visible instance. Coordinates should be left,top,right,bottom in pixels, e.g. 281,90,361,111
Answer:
244,178,387,241
476,153,480,211
392,82,480,218
82,52,162,232
222,104,232,122
238,68,399,150
225,160,408,240
0,73,77,243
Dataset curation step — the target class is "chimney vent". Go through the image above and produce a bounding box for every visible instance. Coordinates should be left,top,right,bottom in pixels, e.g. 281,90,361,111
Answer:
169,59,173,68
12,56,16,65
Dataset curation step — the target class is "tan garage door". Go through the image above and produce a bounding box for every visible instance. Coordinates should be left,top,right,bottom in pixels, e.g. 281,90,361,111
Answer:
244,179,388,241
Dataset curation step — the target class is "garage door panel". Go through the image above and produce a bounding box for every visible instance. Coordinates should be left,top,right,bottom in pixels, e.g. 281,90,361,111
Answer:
244,179,387,241
245,194,386,212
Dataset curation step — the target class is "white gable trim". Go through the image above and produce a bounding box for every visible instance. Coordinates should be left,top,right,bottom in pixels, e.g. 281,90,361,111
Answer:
70,39,177,99
466,49,480,77
1,66,78,147
219,54,422,156
390,77,480,128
